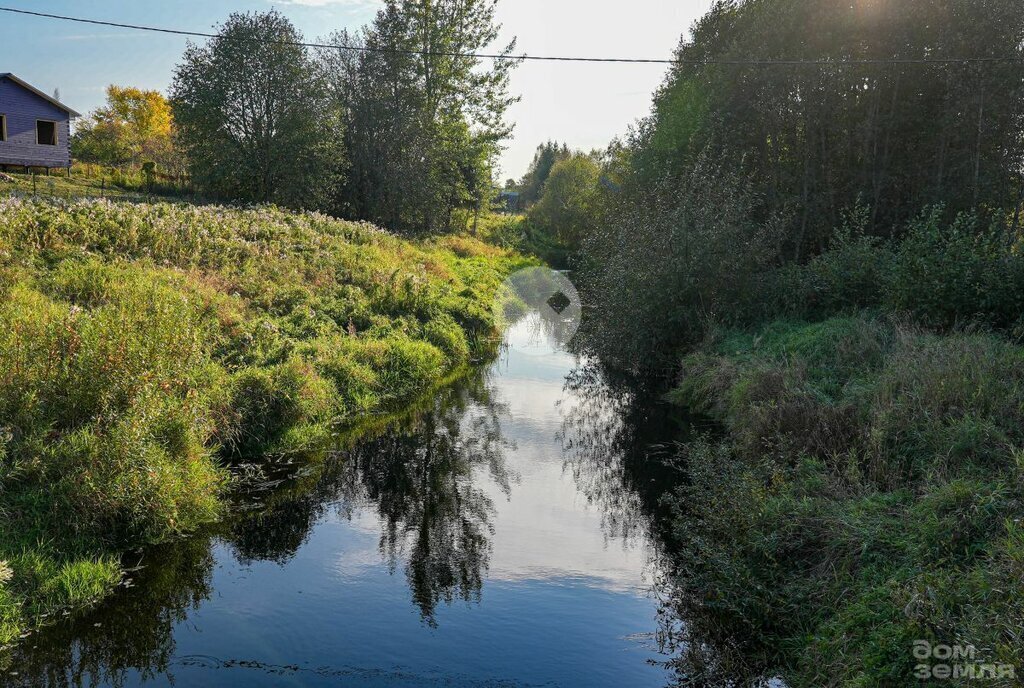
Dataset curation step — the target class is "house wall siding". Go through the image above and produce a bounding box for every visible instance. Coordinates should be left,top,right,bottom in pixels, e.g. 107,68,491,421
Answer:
0,77,72,168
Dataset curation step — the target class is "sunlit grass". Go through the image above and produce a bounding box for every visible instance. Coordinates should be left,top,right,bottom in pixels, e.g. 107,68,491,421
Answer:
0,196,530,647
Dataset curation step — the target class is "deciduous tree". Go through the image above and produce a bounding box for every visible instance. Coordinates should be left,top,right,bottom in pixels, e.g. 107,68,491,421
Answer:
518,141,570,206
528,153,601,248
72,86,178,172
320,0,519,235
171,10,340,206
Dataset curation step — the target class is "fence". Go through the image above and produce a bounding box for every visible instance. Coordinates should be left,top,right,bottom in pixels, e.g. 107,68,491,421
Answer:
0,168,202,205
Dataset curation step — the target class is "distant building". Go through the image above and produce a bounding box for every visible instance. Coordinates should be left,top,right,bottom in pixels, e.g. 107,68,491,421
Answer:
497,190,522,213
0,73,79,172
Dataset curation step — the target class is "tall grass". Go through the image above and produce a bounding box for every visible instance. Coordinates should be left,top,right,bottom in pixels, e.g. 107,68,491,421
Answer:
666,316,1024,685
0,196,528,646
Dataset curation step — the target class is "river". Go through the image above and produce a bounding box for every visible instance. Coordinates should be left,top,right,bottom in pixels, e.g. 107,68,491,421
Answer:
4,312,686,687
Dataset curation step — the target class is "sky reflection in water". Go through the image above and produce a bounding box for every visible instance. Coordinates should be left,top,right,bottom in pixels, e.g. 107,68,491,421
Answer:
6,313,674,687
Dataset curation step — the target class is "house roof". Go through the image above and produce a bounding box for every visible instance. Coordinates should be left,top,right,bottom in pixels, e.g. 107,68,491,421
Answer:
0,73,81,117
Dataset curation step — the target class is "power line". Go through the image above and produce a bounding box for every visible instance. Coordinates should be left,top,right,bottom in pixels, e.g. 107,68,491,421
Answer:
2,5,1023,66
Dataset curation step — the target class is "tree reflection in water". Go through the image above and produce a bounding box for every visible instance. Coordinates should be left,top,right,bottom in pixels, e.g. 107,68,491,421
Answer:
332,369,513,626
560,361,684,543
7,366,513,683
2,537,216,688
561,360,790,685
226,365,514,626
559,360,712,684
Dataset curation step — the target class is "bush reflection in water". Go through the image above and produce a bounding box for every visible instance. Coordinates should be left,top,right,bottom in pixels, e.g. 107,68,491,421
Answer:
5,327,704,687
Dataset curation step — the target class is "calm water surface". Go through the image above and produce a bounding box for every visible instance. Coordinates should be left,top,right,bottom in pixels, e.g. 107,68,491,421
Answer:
7,314,681,687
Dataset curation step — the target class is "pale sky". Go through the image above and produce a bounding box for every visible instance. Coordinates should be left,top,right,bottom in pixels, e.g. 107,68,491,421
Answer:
493,0,711,177
1,1,713,178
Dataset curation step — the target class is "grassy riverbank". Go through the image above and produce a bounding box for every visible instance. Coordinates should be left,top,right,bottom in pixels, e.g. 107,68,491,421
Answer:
0,197,528,647
665,315,1024,685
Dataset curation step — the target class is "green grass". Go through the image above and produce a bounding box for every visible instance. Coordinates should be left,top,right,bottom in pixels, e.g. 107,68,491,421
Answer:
471,212,574,268
0,196,529,647
0,167,185,201
665,315,1024,686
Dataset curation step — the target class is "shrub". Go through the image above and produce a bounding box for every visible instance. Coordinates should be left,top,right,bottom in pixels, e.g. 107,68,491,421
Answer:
578,155,781,369
775,212,894,318
227,359,336,455
887,208,1024,329
775,207,1024,332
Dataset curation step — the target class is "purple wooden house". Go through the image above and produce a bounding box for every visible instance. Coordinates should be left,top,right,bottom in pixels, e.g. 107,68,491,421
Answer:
0,73,79,172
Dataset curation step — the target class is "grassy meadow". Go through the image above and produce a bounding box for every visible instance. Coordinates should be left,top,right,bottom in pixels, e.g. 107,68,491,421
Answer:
0,196,528,646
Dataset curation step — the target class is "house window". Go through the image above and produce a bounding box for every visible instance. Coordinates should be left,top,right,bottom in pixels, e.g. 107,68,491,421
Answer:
36,120,57,146
0,115,6,142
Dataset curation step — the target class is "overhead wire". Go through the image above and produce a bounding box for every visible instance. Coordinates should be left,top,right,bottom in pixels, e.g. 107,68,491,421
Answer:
2,5,1023,67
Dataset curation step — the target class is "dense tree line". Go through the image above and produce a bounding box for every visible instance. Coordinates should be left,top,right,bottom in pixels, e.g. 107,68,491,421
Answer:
578,0,1024,368
515,141,570,205
324,0,518,235
169,2,517,235
633,0,1024,254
